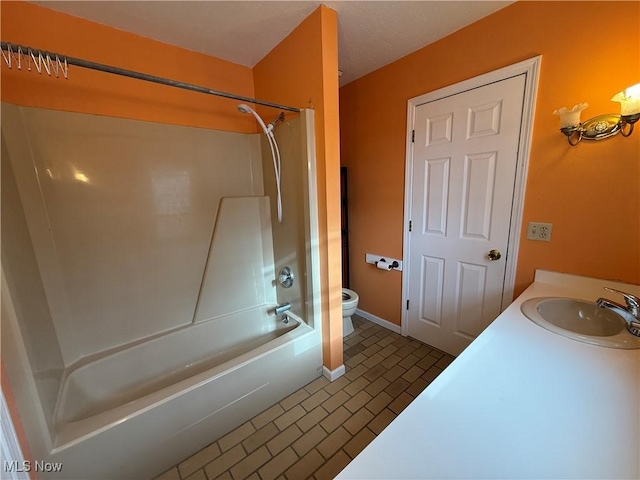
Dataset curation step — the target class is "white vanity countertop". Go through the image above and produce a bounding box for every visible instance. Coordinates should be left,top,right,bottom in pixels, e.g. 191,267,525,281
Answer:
337,271,640,479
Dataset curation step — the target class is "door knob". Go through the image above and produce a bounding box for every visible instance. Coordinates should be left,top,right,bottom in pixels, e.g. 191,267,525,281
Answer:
487,249,502,261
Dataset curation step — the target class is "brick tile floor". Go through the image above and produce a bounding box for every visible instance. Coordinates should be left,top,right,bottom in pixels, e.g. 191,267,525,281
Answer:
154,315,455,480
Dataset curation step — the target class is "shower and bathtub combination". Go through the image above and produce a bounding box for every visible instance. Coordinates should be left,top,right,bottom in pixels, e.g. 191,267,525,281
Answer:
1,45,322,480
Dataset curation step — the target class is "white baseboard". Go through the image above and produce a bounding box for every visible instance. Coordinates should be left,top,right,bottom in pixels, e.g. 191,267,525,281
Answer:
356,308,402,334
322,364,345,381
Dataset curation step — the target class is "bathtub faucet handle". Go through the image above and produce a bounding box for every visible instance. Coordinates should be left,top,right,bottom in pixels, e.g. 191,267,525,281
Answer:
278,267,294,288
275,303,291,316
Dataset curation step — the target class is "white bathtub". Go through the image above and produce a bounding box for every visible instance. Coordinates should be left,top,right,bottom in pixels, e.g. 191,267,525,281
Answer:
47,305,322,479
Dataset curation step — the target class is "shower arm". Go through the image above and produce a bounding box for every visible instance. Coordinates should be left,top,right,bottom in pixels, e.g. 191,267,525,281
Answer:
269,112,286,130
0,41,301,113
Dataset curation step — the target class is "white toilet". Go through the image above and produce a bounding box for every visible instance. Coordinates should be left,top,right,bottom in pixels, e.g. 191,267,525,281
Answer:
342,288,359,337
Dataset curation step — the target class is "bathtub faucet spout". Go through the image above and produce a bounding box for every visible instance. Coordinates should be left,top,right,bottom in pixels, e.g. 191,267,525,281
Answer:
275,303,291,323
275,303,291,316
275,303,291,324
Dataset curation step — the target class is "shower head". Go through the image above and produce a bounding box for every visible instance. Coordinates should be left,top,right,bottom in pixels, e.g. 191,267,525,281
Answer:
237,103,270,135
238,104,285,136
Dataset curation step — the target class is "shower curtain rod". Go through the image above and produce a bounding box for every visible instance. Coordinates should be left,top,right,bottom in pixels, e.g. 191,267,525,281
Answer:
0,41,301,113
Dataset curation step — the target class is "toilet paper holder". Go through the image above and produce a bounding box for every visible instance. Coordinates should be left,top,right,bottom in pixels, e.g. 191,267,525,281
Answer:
376,258,399,269
365,253,402,271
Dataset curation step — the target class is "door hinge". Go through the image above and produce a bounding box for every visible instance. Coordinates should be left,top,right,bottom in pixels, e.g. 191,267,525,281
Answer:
409,220,412,232
406,299,410,310
411,130,415,143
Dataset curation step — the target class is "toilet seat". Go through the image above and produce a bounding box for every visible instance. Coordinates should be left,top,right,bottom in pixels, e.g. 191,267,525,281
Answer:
342,288,359,337
342,288,359,309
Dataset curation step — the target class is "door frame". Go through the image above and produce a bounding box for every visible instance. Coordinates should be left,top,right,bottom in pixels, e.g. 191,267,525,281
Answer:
401,56,541,337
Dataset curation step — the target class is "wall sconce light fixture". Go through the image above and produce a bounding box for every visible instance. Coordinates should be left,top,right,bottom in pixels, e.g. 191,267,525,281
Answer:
553,83,640,146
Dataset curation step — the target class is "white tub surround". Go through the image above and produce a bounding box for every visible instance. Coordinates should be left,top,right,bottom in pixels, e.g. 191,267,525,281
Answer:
338,270,640,480
194,196,275,321
1,105,323,480
2,103,266,365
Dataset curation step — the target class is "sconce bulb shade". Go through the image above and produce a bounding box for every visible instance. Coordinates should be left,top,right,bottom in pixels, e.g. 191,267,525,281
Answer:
553,103,589,129
611,83,640,116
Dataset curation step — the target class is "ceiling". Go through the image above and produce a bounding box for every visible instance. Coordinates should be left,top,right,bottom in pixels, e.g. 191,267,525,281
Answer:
32,1,514,86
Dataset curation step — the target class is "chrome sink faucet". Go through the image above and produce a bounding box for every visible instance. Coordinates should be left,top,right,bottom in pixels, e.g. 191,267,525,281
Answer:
596,287,640,337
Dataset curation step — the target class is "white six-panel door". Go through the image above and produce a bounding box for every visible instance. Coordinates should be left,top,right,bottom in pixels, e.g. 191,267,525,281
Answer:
406,74,526,356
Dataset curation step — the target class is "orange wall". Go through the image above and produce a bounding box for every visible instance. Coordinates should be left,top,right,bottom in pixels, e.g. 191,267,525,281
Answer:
1,1,256,133
254,5,343,371
340,1,640,326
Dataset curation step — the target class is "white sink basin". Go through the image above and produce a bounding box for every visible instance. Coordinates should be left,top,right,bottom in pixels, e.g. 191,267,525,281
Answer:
521,297,640,349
